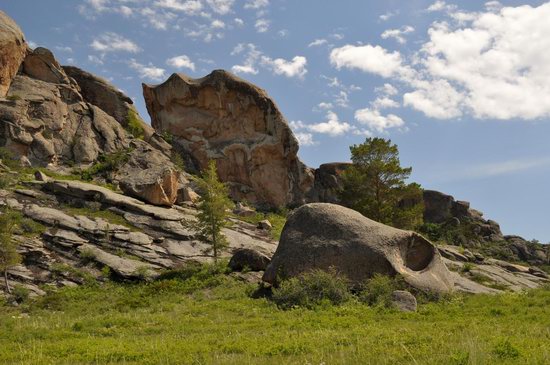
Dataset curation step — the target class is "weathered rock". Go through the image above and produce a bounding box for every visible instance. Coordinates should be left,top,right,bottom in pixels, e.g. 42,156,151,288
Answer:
233,202,256,217
257,219,272,230
263,203,454,293
0,74,128,166
423,190,455,224
23,47,70,85
63,66,171,154
117,141,180,206
391,290,417,312
308,162,352,203
0,11,27,97
143,70,314,208
228,248,270,272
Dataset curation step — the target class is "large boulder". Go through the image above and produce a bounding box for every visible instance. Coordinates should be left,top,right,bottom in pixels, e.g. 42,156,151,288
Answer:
117,141,180,206
0,11,27,97
23,47,70,85
263,203,454,293
143,70,314,209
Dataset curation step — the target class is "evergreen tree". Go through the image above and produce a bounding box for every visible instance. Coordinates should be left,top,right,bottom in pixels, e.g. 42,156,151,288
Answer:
0,207,21,294
339,137,423,229
194,161,233,261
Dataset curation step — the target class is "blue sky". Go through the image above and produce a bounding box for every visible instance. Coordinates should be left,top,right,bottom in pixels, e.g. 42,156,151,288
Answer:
3,0,550,242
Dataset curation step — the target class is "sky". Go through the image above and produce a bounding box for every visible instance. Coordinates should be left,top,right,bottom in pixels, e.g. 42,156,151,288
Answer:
2,0,550,242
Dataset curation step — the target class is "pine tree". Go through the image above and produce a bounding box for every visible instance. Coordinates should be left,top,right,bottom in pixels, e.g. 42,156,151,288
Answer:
194,161,233,261
339,137,423,230
0,207,21,294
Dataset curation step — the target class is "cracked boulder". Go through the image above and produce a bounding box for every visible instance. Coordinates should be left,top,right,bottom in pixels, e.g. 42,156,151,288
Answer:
143,70,314,208
117,141,180,206
263,203,454,293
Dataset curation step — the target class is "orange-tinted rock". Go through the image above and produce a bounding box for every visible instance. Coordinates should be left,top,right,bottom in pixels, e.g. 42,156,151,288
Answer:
0,10,27,97
143,70,313,208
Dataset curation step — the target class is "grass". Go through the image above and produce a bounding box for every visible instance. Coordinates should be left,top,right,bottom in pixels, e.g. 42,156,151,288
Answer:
1,268,549,365
126,110,145,140
233,210,287,241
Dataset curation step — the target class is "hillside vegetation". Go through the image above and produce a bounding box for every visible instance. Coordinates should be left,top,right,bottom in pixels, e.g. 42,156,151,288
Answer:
1,266,550,365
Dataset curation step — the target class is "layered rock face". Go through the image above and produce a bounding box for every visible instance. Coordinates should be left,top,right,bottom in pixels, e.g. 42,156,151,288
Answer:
307,162,351,203
263,203,455,293
0,10,27,97
143,70,314,208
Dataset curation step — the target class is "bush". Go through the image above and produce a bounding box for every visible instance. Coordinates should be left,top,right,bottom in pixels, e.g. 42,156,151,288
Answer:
126,110,145,140
271,269,351,309
80,149,132,181
358,274,402,307
12,285,30,303
0,147,20,170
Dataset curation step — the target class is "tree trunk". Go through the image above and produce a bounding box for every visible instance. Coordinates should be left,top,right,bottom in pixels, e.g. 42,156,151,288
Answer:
4,269,10,294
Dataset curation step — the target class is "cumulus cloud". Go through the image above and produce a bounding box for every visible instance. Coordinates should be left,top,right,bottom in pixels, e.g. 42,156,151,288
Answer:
90,32,141,53
155,0,203,14
261,56,307,79
379,11,398,21
294,132,316,146
231,43,307,79
129,59,166,81
166,55,196,71
354,108,405,132
255,18,270,33
331,2,550,122
381,25,414,44
330,44,404,78
206,0,234,14
306,111,352,136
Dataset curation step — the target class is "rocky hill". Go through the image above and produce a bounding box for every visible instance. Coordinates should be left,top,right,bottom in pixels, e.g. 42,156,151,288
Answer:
0,10,548,299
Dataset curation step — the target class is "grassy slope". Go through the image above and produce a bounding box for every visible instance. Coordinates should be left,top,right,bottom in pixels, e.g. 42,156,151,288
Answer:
1,276,550,365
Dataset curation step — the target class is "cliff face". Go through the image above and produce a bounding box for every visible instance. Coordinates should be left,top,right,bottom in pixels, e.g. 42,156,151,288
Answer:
143,70,314,209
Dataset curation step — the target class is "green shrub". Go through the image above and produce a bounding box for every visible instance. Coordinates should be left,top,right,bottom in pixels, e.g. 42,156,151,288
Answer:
272,269,351,309
6,94,21,101
161,131,174,144
80,149,132,181
80,248,97,263
358,274,402,307
461,262,474,273
493,339,520,359
171,151,185,172
126,110,145,140
12,285,30,303
19,218,47,237
0,147,20,170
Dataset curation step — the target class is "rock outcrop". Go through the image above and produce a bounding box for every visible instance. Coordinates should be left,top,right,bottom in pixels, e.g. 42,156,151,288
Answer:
63,66,171,154
308,162,351,203
143,70,314,208
263,203,455,293
0,11,27,97
117,141,180,206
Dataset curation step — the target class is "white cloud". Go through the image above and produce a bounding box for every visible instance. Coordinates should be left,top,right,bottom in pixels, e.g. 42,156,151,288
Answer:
140,7,177,30
379,11,397,21
206,0,234,14
403,80,464,119
330,44,404,78
166,55,196,71
354,108,404,132
129,59,166,81
231,44,307,79
211,19,225,28
261,56,307,79
155,0,203,14
306,111,352,136
335,90,349,108
294,132,316,146
90,32,141,53
372,97,399,110
234,18,244,26
118,5,133,17
255,18,270,33
485,1,502,12
245,0,269,9
308,39,327,47
381,25,414,44
426,0,456,12
317,102,333,110
231,65,258,75
376,83,398,96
